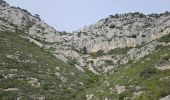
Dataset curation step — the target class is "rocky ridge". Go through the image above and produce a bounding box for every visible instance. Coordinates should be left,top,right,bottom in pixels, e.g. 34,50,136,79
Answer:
1,0,170,74
1,0,170,99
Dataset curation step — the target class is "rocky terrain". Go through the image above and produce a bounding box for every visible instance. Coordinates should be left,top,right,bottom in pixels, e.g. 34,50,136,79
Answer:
1,0,170,100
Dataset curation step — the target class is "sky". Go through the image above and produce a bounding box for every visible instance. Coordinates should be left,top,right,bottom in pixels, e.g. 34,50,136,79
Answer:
5,0,170,32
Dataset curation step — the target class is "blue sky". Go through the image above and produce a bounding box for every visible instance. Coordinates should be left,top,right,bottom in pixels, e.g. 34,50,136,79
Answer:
5,0,170,32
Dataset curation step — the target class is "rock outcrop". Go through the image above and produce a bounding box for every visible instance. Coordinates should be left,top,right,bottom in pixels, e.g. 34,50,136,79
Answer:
1,0,170,99
1,1,170,74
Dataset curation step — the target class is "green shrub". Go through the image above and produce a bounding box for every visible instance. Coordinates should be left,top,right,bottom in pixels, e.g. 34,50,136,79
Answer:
90,50,104,59
159,56,170,64
90,47,132,59
0,75,3,79
105,60,114,65
106,47,132,55
109,24,115,28
81,46,88,54
158,33,170,43
25,21,35,30
139,67,157,78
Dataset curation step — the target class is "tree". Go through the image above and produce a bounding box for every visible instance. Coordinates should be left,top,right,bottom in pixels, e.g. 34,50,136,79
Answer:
82,47,87,54
0,0,6,4
34,14,40,19
139,13,145,18
115,14,119,18
109,24,115,28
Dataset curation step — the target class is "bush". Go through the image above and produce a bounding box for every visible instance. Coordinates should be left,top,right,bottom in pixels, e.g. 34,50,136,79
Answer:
90,47,132,59
109,24,115,28
106,47,132,55
34,14,40,19
90,50,104,59
129,34,137,38
25,21,35,30
0,0,6,4
115,14,119,18
139,67,157,78
84,70,100,88
0,75,3,79
80,47,88,54
158,33,170,43
105,60,114,65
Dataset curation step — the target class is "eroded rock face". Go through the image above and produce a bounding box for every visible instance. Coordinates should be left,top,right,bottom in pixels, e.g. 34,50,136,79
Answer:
1,1,170,99
65,12,170,73
0,1,65,43
0,1,170,74
160,95,170,100
70,13,170,53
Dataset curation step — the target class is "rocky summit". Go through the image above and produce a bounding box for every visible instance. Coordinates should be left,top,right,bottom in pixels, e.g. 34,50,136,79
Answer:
1,0,170,100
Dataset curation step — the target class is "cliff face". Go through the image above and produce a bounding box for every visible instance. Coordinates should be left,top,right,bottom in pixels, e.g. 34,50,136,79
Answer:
65,12,170,73
71,13,170,52
1,0,170,74
1,0,170,99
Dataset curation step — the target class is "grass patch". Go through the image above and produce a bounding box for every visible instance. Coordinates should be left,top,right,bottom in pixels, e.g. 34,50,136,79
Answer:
90,50,104,59
158,33,170,43
90,47,132,59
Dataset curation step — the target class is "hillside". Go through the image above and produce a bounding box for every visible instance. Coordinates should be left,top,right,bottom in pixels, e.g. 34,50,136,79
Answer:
1,0,170,99
0,31,100,99
84,34,170,99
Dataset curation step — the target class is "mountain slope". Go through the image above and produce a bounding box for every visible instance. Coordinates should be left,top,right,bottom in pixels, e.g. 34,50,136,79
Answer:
1,0,170,100
0,31,99,100
84,34,170,99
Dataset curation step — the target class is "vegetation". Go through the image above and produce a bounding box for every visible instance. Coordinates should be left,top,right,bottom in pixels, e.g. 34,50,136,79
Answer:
158,32,170,43
1,7,170,99
34,14,40,19
105,60,114,65
90,50,104,59
0,0,6,4
80,46,88,54
109,24,115,28
0,31,101,100
85,45,170,100
25,21,35,30
139,67,158,78
90,47,132,59
106,47,132,55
